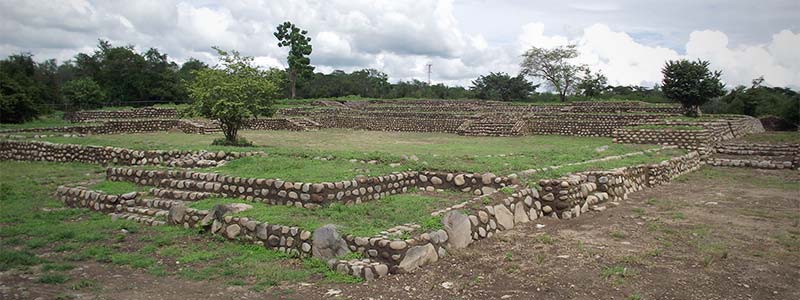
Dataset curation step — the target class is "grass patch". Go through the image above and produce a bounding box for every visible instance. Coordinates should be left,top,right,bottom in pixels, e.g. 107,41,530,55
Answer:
38,273,70,284
0,112,72,130
39,130,658,175
601,265,635,285
0,249,41,271
89,180,149,195
738,132,799,144
190,193,451,237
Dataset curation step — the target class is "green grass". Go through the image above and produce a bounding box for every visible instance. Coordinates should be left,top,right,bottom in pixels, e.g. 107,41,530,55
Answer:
38,273,70,284
523,148,687,183
600,265,635,285
189,193,454,237
38,130,658,176
0,112,72,130
739,132,799,144
89,180,150,194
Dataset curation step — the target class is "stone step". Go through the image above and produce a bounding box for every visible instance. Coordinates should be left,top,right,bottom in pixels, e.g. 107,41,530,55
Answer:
135,198,188,210
149,187,216,201
109,211,167,226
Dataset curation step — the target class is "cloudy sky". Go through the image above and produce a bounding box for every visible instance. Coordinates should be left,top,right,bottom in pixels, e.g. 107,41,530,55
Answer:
1,0,798,88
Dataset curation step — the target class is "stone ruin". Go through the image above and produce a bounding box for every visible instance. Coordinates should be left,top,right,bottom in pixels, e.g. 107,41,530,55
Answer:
1,99,794,281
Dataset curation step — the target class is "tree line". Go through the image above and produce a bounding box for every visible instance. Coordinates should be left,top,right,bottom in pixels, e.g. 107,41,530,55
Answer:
2,21,797,127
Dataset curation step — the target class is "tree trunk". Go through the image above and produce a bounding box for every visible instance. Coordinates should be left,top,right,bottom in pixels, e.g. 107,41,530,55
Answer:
221,122,238,144
290,69,297,99
684,105,702,117
559,92,567,102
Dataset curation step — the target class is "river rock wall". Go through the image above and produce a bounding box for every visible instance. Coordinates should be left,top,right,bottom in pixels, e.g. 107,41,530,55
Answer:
0,140,259,167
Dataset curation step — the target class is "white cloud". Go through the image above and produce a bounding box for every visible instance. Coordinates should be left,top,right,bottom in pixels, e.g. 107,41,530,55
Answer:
0,0,797,89
687,30,800,87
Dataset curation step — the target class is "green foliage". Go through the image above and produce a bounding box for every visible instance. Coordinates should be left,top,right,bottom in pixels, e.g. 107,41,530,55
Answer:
703,77,799,125
62,77,106,110
275,21,314,98
520,44,586,102
470,72,538,101
188,47,280,144
0,53,55,123
577,69,608,97
661,59,725,117
0,72,42,123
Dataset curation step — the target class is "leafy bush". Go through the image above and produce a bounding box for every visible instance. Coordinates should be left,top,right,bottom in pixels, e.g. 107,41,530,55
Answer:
62,77,106,110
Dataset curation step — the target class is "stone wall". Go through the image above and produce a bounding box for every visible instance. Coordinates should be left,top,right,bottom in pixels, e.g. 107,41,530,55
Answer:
611,116,765,152
244,118,305,131
0,119,215,135
63,107,178,122
166,206,315,258
106,168,517,207
55,186,167,226
312,116,467,133
0,140,259,167
708,141,799,170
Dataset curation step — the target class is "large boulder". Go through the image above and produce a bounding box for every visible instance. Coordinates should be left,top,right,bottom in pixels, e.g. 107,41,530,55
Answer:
167,205,187,224
442,211,472,249
397,243,438,273
199,203,253,227
493,204,514,230
311,224,350,260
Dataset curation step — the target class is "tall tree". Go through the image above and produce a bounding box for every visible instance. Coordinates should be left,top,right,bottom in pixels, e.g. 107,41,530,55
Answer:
470,72,538,101
661,59,725,117
520,44,586,102
0,53,49,123
188,48,280,145
274,21,313,99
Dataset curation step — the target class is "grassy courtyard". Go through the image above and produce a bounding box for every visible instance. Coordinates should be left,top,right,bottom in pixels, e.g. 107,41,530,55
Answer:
37,129,669,181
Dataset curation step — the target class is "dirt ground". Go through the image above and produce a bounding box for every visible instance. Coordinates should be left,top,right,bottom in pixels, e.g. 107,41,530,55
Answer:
3,167,798,300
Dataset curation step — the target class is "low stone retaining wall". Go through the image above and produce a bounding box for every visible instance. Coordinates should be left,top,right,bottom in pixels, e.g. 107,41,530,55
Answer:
0,119,214,135
167,206,315,258
64,107,178,122
708,141,799,170
612,128,714,151
0,140,260,167
310,116,467,133
55,187,167,226
244,118,305,131
611,116,764,152
106,168,516,207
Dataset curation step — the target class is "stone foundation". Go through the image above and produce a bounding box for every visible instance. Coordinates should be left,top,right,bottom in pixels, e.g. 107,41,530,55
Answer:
0,140,260,167
63,107,178,122
105,168,517,207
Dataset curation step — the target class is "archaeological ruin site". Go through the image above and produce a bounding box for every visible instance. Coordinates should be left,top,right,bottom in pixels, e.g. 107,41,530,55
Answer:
2,98,796,298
